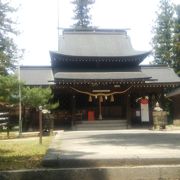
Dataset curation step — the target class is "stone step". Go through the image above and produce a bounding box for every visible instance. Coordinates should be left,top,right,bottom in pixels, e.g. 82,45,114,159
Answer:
2,165,180,180
74,126,127,131
73,120,127,130
76,121,126,126
44,158,180,168
75,120,127,124
75,123,126,128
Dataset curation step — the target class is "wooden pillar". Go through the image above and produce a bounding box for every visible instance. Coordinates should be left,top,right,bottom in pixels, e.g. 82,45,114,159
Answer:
161,89,165,110
149,94,153,126
98,96,102,120
126,94,131,129
49,114,54,136
71,95,76,127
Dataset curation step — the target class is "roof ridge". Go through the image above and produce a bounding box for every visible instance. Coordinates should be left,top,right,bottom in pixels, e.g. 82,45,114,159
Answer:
20,65,51,68
141,64,169,68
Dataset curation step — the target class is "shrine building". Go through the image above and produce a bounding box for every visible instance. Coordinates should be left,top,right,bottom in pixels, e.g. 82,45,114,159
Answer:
20,29,180,130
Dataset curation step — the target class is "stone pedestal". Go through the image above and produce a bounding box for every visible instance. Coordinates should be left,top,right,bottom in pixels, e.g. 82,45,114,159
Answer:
153,111,167,130
173,119,180,126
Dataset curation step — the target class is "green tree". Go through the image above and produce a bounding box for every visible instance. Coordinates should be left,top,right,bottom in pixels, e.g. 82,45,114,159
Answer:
0,75,20,104
22,87,58,110
172,5,180,76
152,0,174,66
72,0,95,29
21,87,58,130
0,75,20,135
0,0,19,74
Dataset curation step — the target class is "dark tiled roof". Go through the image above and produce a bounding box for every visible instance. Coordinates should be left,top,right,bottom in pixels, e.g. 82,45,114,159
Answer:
50,51,150,64
19,65,180,85
19,66,54,86
58,29,150,58
54,71,151,81
141,65,180,83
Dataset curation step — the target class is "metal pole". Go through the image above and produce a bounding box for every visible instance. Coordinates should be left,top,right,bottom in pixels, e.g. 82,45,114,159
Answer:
18,65,22,137
39,107,43,144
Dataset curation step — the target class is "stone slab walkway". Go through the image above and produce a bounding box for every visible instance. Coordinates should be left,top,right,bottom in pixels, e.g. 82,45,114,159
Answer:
43,129,180,168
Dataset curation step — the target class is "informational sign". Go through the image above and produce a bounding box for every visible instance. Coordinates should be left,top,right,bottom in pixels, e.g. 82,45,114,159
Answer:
140,98,149,122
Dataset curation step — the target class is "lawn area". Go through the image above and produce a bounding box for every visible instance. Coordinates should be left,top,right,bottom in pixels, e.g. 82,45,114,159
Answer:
0,136,52,170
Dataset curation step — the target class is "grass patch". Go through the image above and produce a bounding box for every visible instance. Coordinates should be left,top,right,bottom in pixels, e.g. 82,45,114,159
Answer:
0,131,19,139
0,131,41,140
0,136,52,170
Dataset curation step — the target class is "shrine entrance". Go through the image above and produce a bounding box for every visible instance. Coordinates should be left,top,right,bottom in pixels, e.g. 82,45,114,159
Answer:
71,86,131,121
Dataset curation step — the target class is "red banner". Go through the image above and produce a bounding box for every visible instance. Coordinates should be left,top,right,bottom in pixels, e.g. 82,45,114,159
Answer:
140,98,149,105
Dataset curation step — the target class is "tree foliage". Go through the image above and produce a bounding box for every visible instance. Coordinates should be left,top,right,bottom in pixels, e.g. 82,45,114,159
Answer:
0,0,19,74
0,75,20,104
152,0,174,66
172,5,180,75
22,87,58,110
72,0,95,29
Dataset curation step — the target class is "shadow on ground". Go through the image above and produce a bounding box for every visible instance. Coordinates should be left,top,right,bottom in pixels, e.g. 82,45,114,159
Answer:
62,132,180,149
43,130,180,169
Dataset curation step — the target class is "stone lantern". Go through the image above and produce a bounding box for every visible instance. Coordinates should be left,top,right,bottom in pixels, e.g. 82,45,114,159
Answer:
152,102,167,130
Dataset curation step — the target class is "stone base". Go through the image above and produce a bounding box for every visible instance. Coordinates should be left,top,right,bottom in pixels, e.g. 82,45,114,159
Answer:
173,119,180,126
1,165,180,180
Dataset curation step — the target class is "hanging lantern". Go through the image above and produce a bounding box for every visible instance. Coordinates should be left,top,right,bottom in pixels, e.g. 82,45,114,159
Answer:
88,95,92,102
110,95,114,102
100,96,103,102
105,96,108,100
